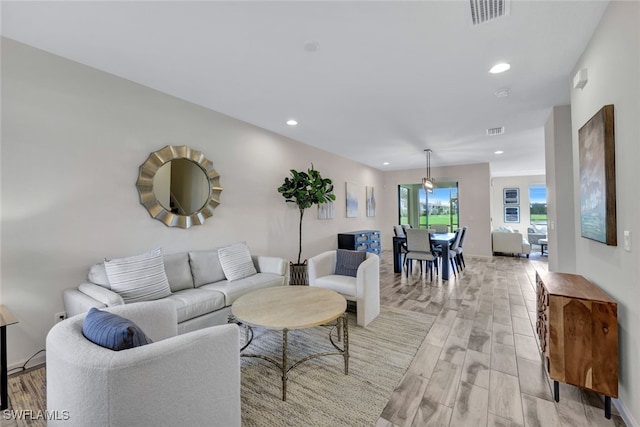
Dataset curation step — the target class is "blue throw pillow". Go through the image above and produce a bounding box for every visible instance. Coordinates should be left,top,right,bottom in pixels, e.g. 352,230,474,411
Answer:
334,249,366,277
83,307,152,351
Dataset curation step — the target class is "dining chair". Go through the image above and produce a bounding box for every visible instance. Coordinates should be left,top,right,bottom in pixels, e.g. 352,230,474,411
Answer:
394,225,409,262
455,226,468,269
446,228,463,276
431,224,449,233
404,229,439,281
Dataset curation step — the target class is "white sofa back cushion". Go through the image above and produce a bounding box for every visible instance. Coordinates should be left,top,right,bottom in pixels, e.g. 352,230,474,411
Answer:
189,250,226,287
163,253,194,292
104,248,172,303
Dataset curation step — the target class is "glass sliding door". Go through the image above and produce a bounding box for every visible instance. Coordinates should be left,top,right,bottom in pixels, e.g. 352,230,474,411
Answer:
398,182,459,231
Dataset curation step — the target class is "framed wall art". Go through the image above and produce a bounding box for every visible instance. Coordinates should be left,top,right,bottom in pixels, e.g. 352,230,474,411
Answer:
578,104,616,245
366,186,376,217
503,188,519,205
317,202,334,220
504,206,520,223
345,182,358,218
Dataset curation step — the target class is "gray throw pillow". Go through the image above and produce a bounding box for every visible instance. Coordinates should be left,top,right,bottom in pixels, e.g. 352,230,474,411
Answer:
334,249,366,277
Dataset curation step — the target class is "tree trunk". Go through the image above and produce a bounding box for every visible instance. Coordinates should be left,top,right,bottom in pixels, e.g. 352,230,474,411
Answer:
297,209,304,264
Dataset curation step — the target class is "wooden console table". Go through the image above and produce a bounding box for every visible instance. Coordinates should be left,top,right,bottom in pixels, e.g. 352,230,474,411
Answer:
535,271,618,418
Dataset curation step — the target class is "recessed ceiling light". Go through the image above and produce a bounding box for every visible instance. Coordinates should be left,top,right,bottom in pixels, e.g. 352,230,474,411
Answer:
303,41,320,52
383,162,390,165
495,150,504,154
286,119,298,126
495,88,511,98
489,62,511,74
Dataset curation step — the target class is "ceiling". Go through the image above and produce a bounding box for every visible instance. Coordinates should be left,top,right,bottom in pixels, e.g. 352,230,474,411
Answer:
1,1,609,176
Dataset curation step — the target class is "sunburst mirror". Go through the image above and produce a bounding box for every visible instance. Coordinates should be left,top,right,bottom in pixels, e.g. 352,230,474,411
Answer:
136,145,222,228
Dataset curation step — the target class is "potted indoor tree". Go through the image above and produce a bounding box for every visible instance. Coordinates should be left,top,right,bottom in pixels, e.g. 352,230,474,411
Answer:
277,165,336,285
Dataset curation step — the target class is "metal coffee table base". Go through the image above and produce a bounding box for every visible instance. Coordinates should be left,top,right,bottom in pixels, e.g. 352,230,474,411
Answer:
231,313,349,401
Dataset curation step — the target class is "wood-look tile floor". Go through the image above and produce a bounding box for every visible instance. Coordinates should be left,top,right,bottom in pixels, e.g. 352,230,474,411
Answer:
375,251,626,427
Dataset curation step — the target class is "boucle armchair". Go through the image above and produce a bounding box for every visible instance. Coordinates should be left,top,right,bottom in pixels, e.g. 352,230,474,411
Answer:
308,250,380,327
46,300,240,427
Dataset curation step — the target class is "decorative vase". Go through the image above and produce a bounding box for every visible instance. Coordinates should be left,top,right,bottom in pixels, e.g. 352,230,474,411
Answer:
289,260,308,286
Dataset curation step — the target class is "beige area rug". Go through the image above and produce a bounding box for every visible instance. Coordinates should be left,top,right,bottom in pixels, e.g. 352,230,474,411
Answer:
6,366,47,427
240,307,434,427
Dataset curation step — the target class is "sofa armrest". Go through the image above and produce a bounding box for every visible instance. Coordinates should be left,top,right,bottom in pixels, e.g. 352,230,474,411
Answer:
308,251,337,284
356,254,380,299
63,288,107,317
64,284,124,318
78,283,124,307
252,255,286,276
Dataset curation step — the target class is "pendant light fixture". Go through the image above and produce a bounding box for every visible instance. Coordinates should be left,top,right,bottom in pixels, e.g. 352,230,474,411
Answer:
422,149,434,193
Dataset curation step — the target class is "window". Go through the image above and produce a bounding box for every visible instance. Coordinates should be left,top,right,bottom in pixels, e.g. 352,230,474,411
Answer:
398,182,459,231
529,185,547,226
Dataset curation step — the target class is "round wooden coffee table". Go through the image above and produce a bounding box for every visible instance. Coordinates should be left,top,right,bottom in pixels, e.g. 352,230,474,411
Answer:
231,286,349,401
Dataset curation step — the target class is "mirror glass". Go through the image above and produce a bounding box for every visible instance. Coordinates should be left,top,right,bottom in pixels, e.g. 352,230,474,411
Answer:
136,145,222,229
152,159,211,215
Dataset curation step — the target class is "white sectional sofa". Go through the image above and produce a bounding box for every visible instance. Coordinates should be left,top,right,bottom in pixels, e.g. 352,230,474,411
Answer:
491,228,531,258
63,246,290,334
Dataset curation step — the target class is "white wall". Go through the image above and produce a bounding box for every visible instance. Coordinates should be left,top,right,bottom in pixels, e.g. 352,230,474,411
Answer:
0,38,385,367
570,2,639,424
490,175,546,232
544,105,576,273
380,162,492,257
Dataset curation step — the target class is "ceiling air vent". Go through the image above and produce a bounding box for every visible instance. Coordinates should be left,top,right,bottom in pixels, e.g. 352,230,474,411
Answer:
468,0,511,26
487,127,505,136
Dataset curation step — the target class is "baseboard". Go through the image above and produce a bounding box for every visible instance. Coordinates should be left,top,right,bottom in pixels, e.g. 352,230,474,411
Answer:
614,398,638,427
8,352,46,375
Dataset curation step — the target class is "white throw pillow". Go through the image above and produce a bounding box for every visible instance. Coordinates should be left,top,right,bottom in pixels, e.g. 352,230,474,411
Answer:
218,243,257,282
104,248,171,303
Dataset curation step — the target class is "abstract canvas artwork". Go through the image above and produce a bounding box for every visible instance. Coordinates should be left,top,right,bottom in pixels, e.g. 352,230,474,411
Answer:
346,183,358,218
366,186,376,217
317,202,334,220
579,104,617,245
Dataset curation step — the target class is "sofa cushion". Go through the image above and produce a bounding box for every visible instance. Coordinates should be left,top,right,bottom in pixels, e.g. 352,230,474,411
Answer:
189,250,226,287
88,263,111,289
104,248,172,304
334,249,366,277
164,288,226,323
82,307,152,351
163,253,194,292
200,273,284,306
218,243,257,281
313,275,357,297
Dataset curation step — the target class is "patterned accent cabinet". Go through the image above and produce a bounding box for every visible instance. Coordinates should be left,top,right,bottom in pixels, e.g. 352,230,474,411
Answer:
337,230,381,255
535,271,618,419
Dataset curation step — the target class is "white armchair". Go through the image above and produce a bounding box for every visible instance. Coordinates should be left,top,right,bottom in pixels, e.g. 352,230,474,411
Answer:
492,230,531,258
308,250,380,327
46,300,241,427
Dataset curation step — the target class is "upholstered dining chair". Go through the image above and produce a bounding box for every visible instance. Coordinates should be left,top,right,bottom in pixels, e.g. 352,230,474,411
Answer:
404,229,439,281
445,228,463,277
431,224,449,233
455,226,468,269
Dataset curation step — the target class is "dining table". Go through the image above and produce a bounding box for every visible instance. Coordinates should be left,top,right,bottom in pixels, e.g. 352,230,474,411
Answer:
392,232,457,280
